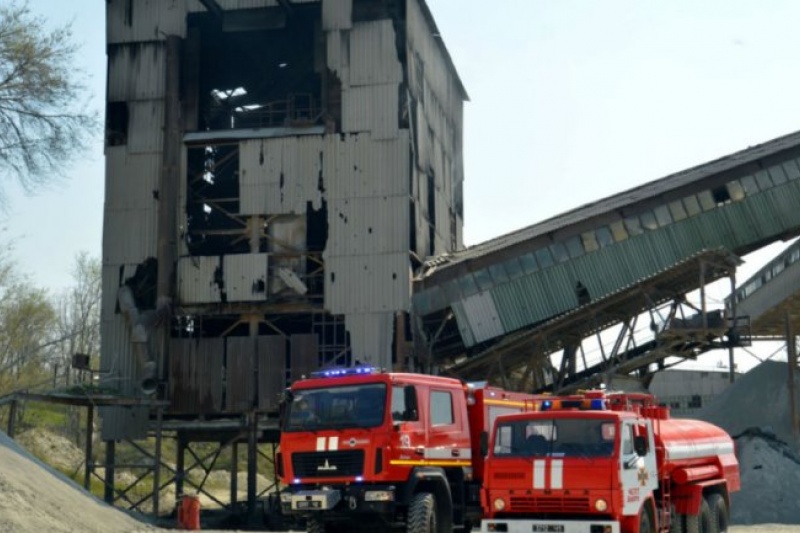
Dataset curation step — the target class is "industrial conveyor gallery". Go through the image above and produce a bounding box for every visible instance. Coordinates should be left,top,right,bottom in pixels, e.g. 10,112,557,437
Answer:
413,129,800,391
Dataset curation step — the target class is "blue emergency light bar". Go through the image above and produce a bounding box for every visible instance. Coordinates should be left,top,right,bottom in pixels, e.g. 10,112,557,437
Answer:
540,398,606,411
309,366,378,378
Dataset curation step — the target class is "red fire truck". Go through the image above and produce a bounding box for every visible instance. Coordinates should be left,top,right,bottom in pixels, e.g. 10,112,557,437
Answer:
479,391,740,533
277,366,545,532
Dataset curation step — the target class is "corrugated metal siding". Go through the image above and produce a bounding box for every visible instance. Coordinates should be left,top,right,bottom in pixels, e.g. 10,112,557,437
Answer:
103,208,158,263
105,148,161,211
178,256,222,304
349,20,403,87
225,337,255,412
257,336,286,411
187,0,319,12
414,106,430,174
290,334,319,381
406,0,464,135
326,196,409,256
341,84,399,140
322,0,352,30
223,253,269,302
107,0,186,44
344,313,394,369
107,43,166,101
128,100,165,154
239,136,324,215
460,292,503,344
326,30,350,85
450,179,800,346
431,144,800,267
322,132,410,200
99,316,149,440
450,301,475,347
168,338,224,414
324,253,411,314
737,259,800,322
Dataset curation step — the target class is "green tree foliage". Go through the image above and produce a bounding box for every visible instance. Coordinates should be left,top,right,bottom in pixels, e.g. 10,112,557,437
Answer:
0,257,56,395
0,2,97,200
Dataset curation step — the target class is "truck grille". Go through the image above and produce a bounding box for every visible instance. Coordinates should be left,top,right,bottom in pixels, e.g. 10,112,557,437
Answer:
292,450,365,478
510,496,589,513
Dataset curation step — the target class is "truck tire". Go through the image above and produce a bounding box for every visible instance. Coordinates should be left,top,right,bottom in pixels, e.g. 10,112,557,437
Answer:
684,498,712,533
408,492,437,533
639,504,654,533
706,493,729,533
670,506,684,533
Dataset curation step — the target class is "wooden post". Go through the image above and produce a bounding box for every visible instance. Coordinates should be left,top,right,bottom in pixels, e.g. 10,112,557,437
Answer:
248,413,258,518
176,434,186,501
84,404,94,490
7,399,17,438
231,442,239,506
153,407,163,517
104,440,116,504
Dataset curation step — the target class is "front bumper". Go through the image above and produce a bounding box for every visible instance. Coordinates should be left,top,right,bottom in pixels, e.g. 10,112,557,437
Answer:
480,519,621,533
281,485,397,517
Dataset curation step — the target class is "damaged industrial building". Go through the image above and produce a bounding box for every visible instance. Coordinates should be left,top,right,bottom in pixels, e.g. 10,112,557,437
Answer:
101,0,466,514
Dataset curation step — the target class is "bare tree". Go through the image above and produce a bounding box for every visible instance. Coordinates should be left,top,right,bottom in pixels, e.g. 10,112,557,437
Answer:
53,252,101,389
0,2,97,200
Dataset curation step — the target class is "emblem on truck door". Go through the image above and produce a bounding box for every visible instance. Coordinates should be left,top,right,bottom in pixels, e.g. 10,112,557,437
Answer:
318,459,338,472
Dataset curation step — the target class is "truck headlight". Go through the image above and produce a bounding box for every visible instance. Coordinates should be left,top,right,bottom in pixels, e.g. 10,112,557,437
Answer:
364,490,394,502
493,498,506,511
594,498,608,512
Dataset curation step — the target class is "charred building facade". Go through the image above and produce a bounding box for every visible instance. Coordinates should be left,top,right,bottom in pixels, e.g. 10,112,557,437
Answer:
101,0,466,440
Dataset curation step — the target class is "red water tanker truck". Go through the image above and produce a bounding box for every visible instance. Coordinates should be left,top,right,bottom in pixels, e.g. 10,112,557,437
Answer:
479,391,740,533
277,366,546,532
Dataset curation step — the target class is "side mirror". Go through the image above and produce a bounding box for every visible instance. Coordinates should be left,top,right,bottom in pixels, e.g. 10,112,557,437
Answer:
633,435,648,456
480,431,489,457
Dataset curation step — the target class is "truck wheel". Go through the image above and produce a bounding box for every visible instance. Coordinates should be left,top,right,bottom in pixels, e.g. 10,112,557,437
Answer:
684,498,712,533
408,492,437,533
706,493,729,533
639,504,654,533
670,506,684,533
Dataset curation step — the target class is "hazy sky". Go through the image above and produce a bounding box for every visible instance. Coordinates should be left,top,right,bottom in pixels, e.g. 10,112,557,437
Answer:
8,1,800,311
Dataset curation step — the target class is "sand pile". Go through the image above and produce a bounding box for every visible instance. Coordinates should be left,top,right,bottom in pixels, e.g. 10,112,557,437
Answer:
695,360,800,525
0,429,156,533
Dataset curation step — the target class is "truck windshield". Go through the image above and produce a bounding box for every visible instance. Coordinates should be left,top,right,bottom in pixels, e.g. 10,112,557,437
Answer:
493,418,616,458
284,383,387,431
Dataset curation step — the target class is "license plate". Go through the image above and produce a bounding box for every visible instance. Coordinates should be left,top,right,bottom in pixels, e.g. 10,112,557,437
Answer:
532,526,564,533
294,500,322,509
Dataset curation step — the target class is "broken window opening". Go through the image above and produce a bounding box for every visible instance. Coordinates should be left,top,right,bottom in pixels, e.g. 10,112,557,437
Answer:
188,6,324,132
106,101,129,147
186,144,244,256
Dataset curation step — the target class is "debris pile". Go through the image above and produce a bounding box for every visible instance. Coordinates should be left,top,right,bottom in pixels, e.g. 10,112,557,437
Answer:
695,360,800,524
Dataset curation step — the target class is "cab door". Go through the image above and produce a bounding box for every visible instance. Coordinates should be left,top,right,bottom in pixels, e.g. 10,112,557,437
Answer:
620,420,658,516
427,387,470,463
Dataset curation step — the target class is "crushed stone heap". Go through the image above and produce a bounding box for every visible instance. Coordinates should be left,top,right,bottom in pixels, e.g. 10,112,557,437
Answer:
0,429,155,533
694,360,800,525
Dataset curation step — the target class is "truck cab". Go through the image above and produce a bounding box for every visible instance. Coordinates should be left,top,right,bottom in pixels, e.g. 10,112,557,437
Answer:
479,392,738,533
278,366,545,532
279,367,474,532
481,399,658,533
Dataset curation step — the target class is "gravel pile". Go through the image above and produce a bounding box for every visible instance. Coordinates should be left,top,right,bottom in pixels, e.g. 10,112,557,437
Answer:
695,361,800,525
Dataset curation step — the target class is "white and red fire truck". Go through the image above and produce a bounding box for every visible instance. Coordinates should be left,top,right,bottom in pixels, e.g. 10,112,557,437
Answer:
277,366,546,532
479,391,740,533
